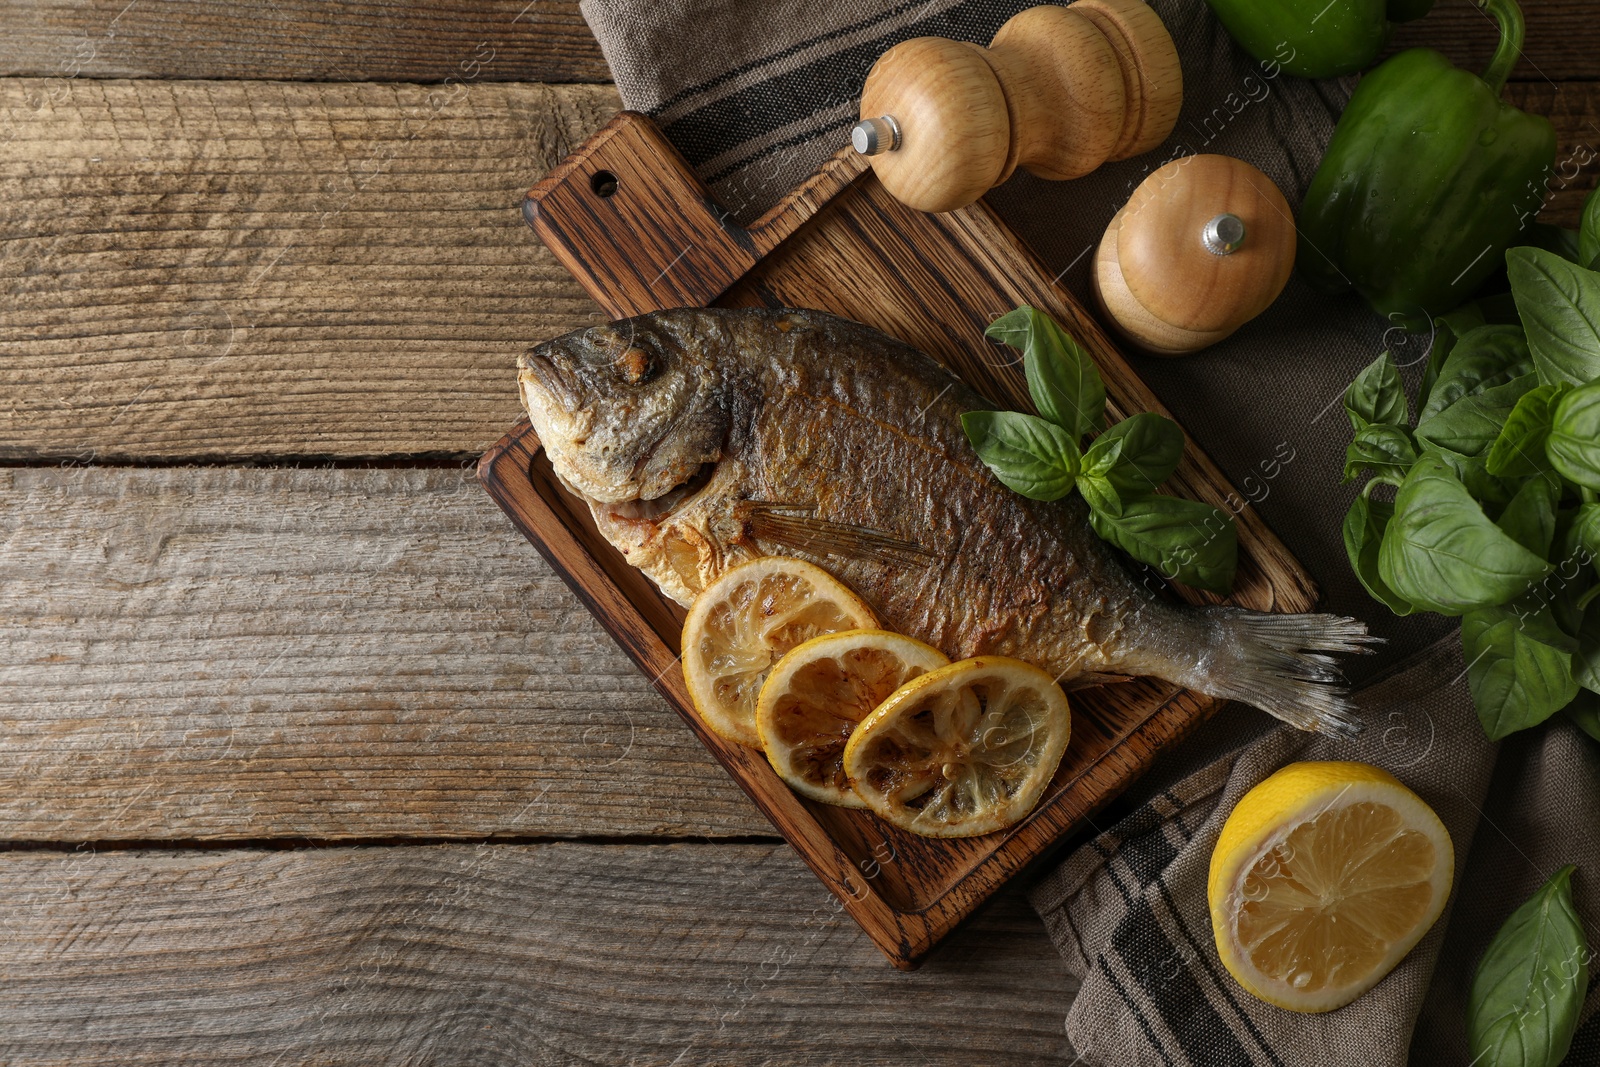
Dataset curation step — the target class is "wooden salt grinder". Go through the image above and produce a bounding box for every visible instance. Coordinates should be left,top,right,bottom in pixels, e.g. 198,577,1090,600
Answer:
851,0,1183,214
1092,154,1296,356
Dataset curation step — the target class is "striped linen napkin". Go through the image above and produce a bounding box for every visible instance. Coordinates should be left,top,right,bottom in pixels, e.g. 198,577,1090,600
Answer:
576,0,1600,1061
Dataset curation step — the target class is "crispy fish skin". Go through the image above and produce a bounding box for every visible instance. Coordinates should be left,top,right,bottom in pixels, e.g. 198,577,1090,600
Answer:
518,307,1371,736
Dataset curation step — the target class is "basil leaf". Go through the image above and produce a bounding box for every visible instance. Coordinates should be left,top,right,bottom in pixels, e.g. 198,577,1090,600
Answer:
1416,374,1537,459
1344,494,1414,615
1343,350,1408,431
1417,298,1518,414
1581,185,1600,271
961,410,1081,501
1378,453,1550,616
1566,688,1600,742
1423,444,1522,511
1462,603,1579,740
1498,477,1560,558
1549,508,1600,638
1573,504,1600,562
1089,495,1237,594
1089,412,1185,496
1075,472,1122,517
1488,383,1569,479
1507,246,1600,386
986,306,1106,440
1344,424,1419,484
1081,434,1124,478
1419,325,1534,423
1468,865,1589,1067
1546,380,1600,491
1574,601,1600,695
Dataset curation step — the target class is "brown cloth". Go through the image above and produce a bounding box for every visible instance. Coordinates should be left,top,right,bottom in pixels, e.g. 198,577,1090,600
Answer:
578,0,1600,1061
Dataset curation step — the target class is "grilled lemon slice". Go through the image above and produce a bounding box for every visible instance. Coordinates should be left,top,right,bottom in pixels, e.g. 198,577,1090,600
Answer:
757,629,949,807
843,656,1071,837
681,557,878,747
1208,761,1454,1012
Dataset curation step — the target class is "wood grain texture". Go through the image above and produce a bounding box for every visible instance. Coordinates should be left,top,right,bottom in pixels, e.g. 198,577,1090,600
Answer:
0,0,610,83
1,79,1596,463
1388,0,1600,83
0,78,616,462
0,0,1590,85
0,465,773,841
1507,81,1600,230
0,844,1076,1066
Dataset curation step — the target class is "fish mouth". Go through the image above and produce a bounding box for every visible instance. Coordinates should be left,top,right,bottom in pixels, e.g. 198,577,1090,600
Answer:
595,459,720,523
519,345,584,413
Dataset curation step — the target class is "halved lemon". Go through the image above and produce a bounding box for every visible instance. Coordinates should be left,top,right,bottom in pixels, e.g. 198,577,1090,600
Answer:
1208,761,1454,1013
757,629,949,808
681,557,878,747
842,656,1071,838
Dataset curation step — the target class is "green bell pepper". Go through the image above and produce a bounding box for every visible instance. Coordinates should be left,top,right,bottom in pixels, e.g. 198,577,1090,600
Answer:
1205,0,1432,79
1296,0,1556,332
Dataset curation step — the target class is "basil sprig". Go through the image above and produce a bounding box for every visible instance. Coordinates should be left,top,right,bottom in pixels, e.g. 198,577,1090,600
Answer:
1341,209,1600,744
961,306,1236,593
1468,866,1589,1067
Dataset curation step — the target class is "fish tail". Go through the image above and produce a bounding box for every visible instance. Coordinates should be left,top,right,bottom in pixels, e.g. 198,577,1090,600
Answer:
1156,607,1380,738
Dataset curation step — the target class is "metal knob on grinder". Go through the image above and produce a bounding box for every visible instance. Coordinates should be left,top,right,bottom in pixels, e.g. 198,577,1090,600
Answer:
851,0,1182,214
1092,155,1296,356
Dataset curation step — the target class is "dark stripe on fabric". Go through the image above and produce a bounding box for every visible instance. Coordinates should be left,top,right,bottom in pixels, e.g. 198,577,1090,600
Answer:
650,0,940,116
1119,817,1180,889
1097,956,1179,1067
659,0,1035,174
704,114,853,186
1154,877,1287,1067
1112,896,1258,1067
1094,836,1263,1067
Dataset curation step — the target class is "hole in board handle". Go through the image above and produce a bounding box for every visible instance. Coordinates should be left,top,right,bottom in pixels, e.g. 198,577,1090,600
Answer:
590,170,619,198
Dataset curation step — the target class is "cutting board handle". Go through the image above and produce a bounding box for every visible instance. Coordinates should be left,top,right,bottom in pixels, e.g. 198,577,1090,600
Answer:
524,112,869,320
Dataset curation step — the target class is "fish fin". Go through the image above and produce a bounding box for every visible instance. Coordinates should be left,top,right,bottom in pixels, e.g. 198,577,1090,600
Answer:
1060,672,1137,692
747,504,936,569
1173,608,1381,739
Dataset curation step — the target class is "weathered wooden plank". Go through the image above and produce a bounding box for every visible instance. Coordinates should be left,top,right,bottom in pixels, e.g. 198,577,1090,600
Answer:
0,0,1590,84
1388,0,1598,83
0,78,616,462
0,843,1076,1065
0,0,611,83
1,79,1594,463
0,465,774,841
1507,82,1600,231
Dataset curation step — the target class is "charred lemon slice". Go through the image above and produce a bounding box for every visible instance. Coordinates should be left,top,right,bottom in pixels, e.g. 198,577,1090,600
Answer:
843,657,1071,837
681,557,878,747
757,630,949,808
1208,761,1454,1012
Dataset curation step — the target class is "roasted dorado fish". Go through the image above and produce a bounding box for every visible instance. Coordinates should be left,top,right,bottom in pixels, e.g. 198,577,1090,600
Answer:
518,307,1371,736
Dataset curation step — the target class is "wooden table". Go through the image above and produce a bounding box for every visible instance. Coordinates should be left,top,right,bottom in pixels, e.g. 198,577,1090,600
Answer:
0,3,1594,1063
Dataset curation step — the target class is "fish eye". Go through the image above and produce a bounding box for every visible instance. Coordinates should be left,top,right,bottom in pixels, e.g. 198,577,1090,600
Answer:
617,344,658,385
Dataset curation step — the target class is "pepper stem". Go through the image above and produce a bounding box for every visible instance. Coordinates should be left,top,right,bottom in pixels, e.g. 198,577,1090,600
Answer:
1478,0,1525,96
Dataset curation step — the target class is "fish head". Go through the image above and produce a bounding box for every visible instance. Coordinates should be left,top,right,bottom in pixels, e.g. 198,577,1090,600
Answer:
518,312,733,508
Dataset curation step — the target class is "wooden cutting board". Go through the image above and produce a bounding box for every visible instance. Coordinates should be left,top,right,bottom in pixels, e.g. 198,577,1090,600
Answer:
479,111,1317,969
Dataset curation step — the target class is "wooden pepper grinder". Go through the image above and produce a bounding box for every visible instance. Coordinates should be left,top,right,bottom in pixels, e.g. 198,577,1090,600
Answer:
851,0,1182,214
1092,154,1296,356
